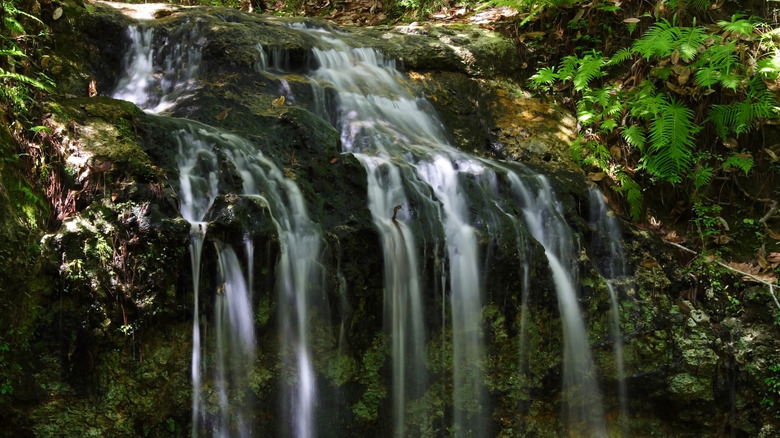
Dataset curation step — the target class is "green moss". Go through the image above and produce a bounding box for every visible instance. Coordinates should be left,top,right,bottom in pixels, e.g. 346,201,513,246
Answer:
353,333,388,422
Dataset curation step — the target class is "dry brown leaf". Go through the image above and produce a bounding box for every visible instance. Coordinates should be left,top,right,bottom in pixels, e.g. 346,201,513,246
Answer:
758,254,769,269
623,18,641,24
671,49,680,65
713,235,732,245
767,252,780,263
588,172,606,182
215,108,232,121
642,258,660,268
727,262,759,275
743,273,778,284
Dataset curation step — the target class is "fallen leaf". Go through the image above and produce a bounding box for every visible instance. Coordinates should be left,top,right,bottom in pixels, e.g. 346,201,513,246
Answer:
723,138,738,149
713,234,732,245
215,108,232,121
768,252,780,263
623,18,641,24
53,7,63,20
272,95,285,107
642,258,660,268
330,157,338,164
671,49,680,65
588,172,606,182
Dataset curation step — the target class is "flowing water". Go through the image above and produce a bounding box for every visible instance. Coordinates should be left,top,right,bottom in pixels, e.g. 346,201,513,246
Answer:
111,13,631,437
114,23,323,437
589,189,631,434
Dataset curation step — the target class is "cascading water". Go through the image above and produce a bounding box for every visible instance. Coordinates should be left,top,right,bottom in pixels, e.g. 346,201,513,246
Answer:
109,9,634,436
589,189,631,433
112,23,204,113
114,22,323,437
508,173,607,436
306,33,492,437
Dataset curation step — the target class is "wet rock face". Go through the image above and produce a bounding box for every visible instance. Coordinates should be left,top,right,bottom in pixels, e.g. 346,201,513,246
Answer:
7,2,778,437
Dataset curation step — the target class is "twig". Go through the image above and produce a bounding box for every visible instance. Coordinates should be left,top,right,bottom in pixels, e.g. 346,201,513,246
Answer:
664,240,780,312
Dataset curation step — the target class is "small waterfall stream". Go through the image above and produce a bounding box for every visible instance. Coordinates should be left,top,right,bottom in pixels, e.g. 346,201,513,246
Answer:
113,23,324,437
110,12,633,437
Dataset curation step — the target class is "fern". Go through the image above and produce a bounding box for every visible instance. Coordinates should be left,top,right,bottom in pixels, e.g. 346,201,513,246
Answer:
718,14,755,37
757,50,780,80
643,95,699,182
606,47,633,66
722,153,754,175
633,19,679,60
557,55,580,82
621,125,646,150
629,81,666,120
693,165,713,191
615,172,642,221
707,78,778,138
676,23,707,62
530,66,557,87
694,41,737,88
573,53,606,91
0,70,53,92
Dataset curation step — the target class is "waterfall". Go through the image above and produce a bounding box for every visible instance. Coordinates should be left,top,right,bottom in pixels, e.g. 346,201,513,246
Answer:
589,189,631,434
114,23,324,437
112,23,204,113
306,31,493,436
108,10,633,436
508,173,607,436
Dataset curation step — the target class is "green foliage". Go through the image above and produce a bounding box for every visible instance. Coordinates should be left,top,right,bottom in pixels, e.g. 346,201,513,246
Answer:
707,79,778,138
633,19,681,60
0,340,11,396
530,7,780,223
762,360,780,419
644,95,698,183
718,14,756,37
0,0,53,116
722,153,753,175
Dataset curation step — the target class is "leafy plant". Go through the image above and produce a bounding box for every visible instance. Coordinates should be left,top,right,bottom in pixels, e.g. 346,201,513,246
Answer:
529,10,780,222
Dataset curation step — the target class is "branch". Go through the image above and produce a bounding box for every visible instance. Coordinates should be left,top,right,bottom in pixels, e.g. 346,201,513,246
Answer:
664,240,780,312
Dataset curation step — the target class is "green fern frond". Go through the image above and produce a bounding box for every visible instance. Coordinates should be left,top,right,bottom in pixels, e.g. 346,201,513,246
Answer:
757,51,780,80
0,70,53,92
558,55,580,82
600,118,618,132
693,165,713,191
689,0,711,10
607,47,633,66
570,135,586,164
530,66,557,86
622,125,646,150
615,172,642,221
718,14,756,37
719,71,742,90
722,153,753,175
629,81,665,120
677,24,707,62
708,79,779,137
3,16,25,35
0,48,26,58
695,66,720,88
633,19,679,59
573,53,606,91
644,95,698,182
